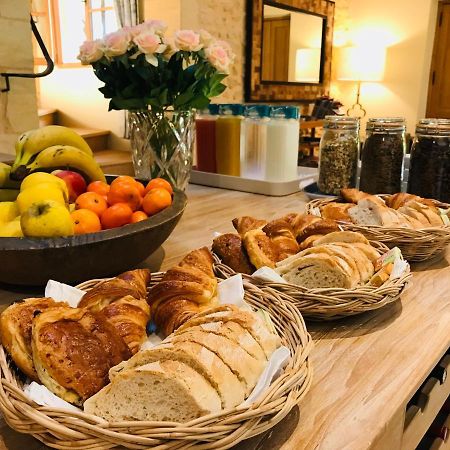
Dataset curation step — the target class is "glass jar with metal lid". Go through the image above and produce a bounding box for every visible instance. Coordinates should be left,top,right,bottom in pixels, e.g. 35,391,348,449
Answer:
317,116,359,195
359,117,406,194
408,118,450,203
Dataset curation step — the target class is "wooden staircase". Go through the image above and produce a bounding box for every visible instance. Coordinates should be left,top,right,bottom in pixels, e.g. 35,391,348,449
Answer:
37,109,134,176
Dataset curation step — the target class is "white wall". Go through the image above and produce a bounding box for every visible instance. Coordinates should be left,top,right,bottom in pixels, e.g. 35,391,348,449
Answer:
331,0,438,135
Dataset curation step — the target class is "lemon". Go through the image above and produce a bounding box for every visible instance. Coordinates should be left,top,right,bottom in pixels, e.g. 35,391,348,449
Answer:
0,202,19,224
20,172,69,200
16,183,67,214
0,220,23,237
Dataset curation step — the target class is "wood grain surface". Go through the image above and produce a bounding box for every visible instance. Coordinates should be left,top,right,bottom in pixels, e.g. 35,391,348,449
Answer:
0,184,449,450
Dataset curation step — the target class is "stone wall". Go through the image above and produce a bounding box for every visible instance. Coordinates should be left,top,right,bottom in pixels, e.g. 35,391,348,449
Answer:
0,0,39,154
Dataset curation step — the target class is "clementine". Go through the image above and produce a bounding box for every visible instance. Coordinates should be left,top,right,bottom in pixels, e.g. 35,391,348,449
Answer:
71,209,102,234
134,181,146,197
107,182,142,211
145,178,173,195
87,181,110,197
130,210,148,223
142,188,172,216
75,192,108,217
101,203,133,229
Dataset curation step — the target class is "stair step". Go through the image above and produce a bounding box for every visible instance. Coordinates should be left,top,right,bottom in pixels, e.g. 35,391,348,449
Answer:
94,150,134,176
38,108,58,127
70,127,110,152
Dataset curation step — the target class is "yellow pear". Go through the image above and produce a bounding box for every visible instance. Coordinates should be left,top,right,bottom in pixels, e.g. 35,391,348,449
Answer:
0,202,19,224
0,219,23,237
16,183,67,214
21,200,74,238
20,172,69,200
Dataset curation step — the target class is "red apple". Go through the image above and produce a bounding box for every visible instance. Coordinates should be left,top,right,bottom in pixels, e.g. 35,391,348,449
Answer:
52,170,87,202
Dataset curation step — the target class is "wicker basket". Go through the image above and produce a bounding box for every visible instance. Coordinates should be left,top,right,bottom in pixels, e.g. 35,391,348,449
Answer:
213,244,412,321
306,196,450,262
0,273,313,450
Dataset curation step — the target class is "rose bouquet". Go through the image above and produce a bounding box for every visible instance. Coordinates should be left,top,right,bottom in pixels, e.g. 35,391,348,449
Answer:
78,20,234,111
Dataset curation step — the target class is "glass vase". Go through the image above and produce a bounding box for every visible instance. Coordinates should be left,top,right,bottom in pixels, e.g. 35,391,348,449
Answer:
128,109,195,190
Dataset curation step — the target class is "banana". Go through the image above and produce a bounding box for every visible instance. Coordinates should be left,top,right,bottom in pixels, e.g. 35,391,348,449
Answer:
26,145,106,183
11,126,93,171
0,163,20,189
0,189,19,202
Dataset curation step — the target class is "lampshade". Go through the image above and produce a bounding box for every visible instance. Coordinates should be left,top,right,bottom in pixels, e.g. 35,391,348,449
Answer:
336,46,386,82
295,48,321,82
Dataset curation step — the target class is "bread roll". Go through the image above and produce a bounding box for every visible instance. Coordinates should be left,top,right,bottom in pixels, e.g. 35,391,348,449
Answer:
243,229,277,269
212,233,255,274
84,360,222,422
32,307,131,405
262,219,299,262
0,298,68,381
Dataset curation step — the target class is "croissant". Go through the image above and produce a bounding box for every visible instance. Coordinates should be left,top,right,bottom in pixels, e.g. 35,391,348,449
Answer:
148,248,217,337
262,219,299,262
242,229,277,269
78,269,151,354
340,188,386,206
232,216,267,237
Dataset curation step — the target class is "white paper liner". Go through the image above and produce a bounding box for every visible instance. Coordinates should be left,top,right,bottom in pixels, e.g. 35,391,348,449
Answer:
252,267,288,284
23,273,290,412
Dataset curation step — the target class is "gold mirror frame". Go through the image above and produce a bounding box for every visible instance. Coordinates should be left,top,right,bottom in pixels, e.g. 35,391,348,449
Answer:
245,0,335,102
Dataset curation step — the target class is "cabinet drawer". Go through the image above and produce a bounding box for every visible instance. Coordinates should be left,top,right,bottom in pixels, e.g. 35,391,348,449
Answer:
402,355,450,450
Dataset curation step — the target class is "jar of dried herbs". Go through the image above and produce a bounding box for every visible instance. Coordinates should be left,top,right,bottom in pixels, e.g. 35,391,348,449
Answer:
318,116,359,195
359,118,406,194
408,119,450,203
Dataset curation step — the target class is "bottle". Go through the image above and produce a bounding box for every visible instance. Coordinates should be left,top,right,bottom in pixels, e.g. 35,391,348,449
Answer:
318,116,359,195
265,106,300,182
359,118,406,194
241,105,270,180
408,119,450,202
195,104,218,173
215,104,244,176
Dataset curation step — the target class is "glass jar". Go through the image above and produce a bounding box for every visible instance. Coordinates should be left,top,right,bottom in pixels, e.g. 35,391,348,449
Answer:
408,119,450,203
195,104,218,173
318,116,359,195
359,118,406,194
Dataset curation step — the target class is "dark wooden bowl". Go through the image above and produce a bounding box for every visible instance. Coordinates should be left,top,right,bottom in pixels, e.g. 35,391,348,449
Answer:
0,188,187,286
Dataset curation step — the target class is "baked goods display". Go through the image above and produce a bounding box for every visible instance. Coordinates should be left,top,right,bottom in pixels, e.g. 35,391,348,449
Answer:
212,211,401,290
84,305,281,422
0,269,150,404
319,189,447,229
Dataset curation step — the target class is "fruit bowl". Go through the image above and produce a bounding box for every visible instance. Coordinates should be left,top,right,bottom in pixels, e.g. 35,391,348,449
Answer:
0,181,187,286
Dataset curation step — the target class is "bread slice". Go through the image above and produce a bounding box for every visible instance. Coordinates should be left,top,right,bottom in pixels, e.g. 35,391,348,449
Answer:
276,253,352,289
348,199,393,226
404,201,443,226
168,329,264,395
84,360,222,422
331,243,374,283
349,243,381,263
299,234,323,250
184,320,267,362
175,305,281,359
312,231,369,246
109,341,245,409
400,212,424,229
398,205,431,227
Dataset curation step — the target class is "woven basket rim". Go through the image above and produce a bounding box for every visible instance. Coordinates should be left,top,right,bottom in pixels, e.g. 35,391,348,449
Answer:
0,273,313,449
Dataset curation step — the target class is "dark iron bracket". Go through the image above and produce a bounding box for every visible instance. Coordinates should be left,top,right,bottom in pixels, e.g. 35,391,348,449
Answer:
1,15,54,93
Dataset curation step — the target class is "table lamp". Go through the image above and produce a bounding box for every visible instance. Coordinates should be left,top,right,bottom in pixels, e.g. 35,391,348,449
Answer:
336,46,386,117
295,48,321,83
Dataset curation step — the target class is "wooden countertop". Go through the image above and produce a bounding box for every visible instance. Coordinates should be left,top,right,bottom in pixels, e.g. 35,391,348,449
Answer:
0,184,449,450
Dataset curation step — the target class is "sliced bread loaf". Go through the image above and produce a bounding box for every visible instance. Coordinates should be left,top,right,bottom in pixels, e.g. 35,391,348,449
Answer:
84,360,221,422
109,341,245,409
312,231,369,246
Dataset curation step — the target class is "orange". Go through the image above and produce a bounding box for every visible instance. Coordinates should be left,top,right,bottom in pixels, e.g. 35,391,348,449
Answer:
111,176,136,187
101,203,133,229
135,181,146,197
107,182,142,211
71,209,101,235
130,210,148,223
145,178,173,195
142,188,172,216
87,181,110,197
75,192,108,217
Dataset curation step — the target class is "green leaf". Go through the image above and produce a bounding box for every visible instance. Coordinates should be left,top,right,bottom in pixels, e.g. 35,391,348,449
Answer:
188,95,210,109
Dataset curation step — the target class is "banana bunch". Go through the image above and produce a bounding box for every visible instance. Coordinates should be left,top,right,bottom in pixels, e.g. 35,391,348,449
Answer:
0,163,20,201
10,125,106,184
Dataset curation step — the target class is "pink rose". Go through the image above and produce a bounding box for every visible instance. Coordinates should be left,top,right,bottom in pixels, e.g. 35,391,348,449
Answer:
121,25,142,39
136,19,167,36
199,29,214,46
103,31,130,57
77,39,103,64
174,30,203,51
205,42,234,73
133,31,166,54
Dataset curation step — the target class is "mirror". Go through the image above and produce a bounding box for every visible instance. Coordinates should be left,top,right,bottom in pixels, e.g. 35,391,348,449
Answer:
261,3,325,84
245,0,334,102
